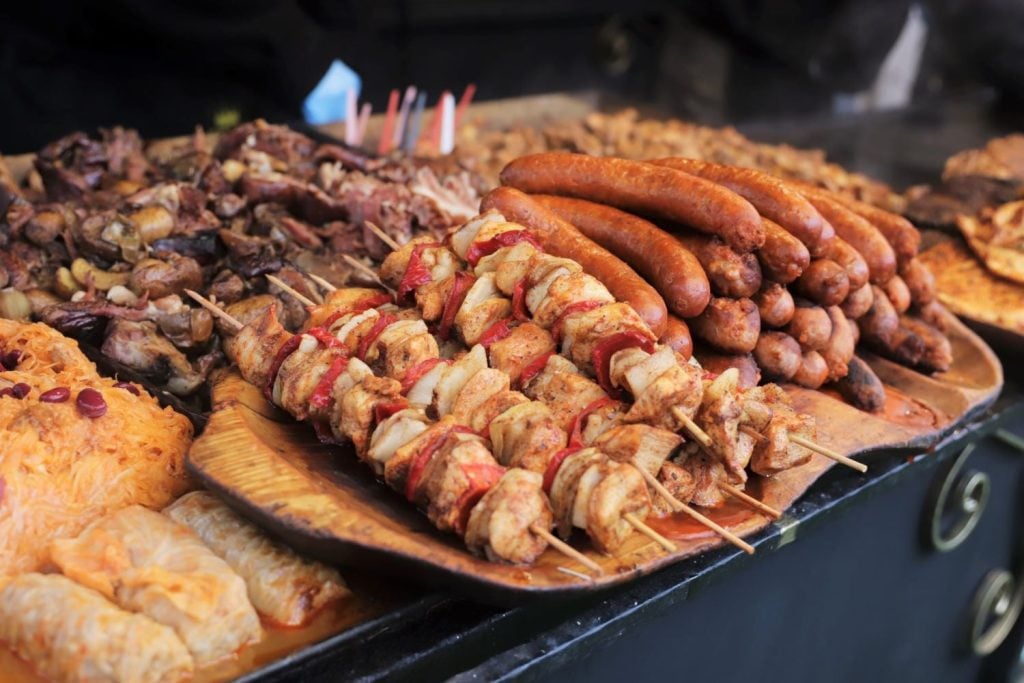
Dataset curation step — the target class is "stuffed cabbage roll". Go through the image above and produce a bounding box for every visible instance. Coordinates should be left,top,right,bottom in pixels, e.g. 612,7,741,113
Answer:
0,573,194,683
49,505,262,666
164,491,351,626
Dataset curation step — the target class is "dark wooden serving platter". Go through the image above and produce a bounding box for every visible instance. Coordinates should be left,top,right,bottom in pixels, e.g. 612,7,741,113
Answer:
187,308,1001,603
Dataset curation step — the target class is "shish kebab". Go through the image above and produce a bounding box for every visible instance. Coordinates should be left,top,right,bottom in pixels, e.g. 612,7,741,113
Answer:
272,274,763,552
274,211,814,546
190,287,676,571
351,214,829,500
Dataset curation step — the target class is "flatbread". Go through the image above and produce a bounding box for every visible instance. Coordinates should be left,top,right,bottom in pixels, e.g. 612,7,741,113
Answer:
918,239,1024,333
956,200,1024,285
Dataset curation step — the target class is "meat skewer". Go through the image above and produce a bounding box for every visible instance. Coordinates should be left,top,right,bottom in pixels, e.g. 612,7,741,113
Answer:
186,289,608,573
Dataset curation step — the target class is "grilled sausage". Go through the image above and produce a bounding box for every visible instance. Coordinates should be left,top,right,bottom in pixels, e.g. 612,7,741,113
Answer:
674,233,762,298
500,153,765,252
660,315,693,360
690,297,761,354
912,300,949,333
693,347,761,390
866,324,926,368
754,282,796,327
791,350,829,389
757,218,810,283
859,285,899,344
816,190,921,265
841,283,875,320
786,301,832,351
827,237,870,290
899,258,936,306
532,194,711,318
900,315,953,373
800,193,897,284
882,275,911,314
481,187,668,337
753,331,802,381
821,306,854,381
649,158,833,255
795,259,850,307
835,356,886,412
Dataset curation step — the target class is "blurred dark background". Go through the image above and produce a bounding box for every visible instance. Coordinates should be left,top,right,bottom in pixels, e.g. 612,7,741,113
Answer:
1,0,1023,153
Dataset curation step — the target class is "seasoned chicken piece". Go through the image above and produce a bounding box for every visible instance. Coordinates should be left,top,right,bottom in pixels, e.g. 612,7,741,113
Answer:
609,346,678,398
655,461,696,515
524,261,577,313
750,409,815,476
222,294,279,336
454,273,513,345
525,360,607,432
373,320,439,379
164,492,350,628
406,359,451,408
532,272,615,328
578,401,626,445
488,401,567,472
274,339,342,420
50,506,261,667
422,435,506,534
560,302,656,373
477,240,541,292
626,363,704,431
696,390,745,484
487,322,555,384
332,307,381,355
466,468,553,564
304,288,389,330
593,424,683,477
383,416,459,494
228,306,291,390
469,389,530,434
452,368,510,426
549,449,606,539
680,447,728,508
0,573,194,683
586,460,652,553
335,375,403,455
367,408,430,475
379,236,445,289
449,210,508,258
740,399,774,431
433,345,488,417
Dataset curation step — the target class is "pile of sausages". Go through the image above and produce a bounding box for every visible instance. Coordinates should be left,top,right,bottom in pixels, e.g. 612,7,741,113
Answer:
482,153,950,413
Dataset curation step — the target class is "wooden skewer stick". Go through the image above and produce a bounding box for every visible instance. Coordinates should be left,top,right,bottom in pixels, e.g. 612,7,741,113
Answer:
636,467,755,554
791,434,868,473
341,254,395,293
719,483,782,521
671,407,713,450
186,289,242,331
556,566,593,582
305,272,338,293
531,525,602,575
267,275,317,308
187,291,602,576
738,424,767,444
624,512,676,553
303,278,324,304
365,221,401,251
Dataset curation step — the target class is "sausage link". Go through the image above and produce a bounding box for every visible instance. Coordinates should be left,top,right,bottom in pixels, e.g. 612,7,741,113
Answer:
674,232,762,298
500,153,765,252
841,283,874,320
791,350,829,389
754,282,795,327
757,218,811,284
649,158,833,255
827,237,870,290
660,315,693,360
693,347,761,390
795,259,850,307
899,258,936,306
859,285,899,344
821,306,854,381
912,300,949,333
481,187,668,337
532,194,711,318
835,356,886,412
900,315,952,373
753,331,802,381
689,297,760,354
882,275,911,314
813,190,920,265
866,324,926,368
785,300,832,351
800,193,897,284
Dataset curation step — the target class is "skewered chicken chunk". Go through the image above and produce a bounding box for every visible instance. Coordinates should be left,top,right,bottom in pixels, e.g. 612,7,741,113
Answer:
486,322,555,384
488,400,567,472
451,368,510,426
420,434,505,534
466,469,553,564
274,336,342,419
230,306,292,390
336,374,403,454
525,356,608,432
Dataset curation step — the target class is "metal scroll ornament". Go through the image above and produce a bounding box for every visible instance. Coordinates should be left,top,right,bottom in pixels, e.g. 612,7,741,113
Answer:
926,444,990,553
968,568,1023,656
